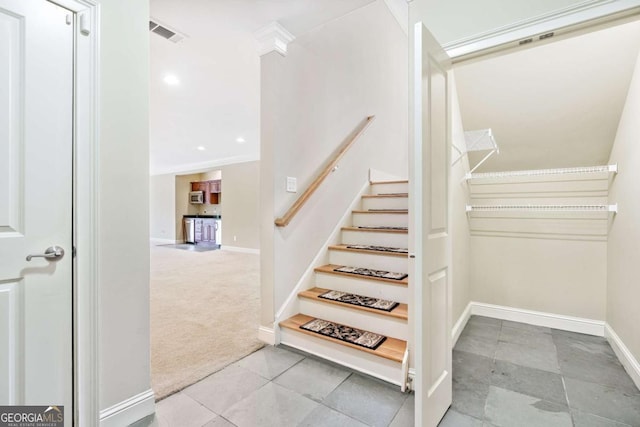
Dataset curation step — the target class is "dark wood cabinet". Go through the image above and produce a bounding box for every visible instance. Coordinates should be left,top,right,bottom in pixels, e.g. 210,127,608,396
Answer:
190,180,222,204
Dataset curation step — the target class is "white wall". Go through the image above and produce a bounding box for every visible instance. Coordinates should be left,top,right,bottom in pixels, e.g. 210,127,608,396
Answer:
150,174,176,242
261,0,408,325
99,0,150,411
607,49,640,362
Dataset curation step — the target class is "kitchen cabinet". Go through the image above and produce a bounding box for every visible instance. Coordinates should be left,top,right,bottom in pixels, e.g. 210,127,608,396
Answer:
190,180,222,204
184,216,219,244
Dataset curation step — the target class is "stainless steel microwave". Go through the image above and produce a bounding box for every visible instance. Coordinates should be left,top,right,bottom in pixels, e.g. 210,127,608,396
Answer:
189,191,204,204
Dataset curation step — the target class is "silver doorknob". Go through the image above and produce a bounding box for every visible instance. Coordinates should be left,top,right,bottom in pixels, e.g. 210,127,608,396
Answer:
26,246,65,262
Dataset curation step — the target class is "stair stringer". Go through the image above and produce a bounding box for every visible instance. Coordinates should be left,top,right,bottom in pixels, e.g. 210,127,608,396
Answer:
273,180,370,342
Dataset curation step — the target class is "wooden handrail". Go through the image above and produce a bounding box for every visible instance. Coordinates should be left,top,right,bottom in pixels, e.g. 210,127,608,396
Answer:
275,115,376,227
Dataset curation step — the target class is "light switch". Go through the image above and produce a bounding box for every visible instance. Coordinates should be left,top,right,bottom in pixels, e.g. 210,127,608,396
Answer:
286,177,297,193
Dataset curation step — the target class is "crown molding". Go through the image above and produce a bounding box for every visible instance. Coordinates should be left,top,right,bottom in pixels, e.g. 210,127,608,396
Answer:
254,21,295,57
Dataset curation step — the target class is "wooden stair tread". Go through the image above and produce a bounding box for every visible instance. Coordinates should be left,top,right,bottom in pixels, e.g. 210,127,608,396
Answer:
352,209,408,214
361,194,408,199
299,287,408,320
328,244,408,258
280,314,406,363
314,264,408,286
370,180,409,185
342,226,408,234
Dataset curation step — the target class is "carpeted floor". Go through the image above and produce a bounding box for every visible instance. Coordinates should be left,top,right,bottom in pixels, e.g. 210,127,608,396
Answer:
150,244,263,400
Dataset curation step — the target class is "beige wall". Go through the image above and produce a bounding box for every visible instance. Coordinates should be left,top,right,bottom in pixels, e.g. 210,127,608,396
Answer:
261,0,409,325
150,174,176,241
99,0,150,410
607,49,640,362
470,237,607,319
210,161,260,249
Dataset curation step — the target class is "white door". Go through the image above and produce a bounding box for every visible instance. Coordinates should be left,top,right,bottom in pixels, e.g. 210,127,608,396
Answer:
0,0,73,421
410,22,452,427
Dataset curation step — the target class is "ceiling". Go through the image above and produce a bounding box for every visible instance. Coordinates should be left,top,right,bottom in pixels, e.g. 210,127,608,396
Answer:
149,0,375,175
455,19,640,172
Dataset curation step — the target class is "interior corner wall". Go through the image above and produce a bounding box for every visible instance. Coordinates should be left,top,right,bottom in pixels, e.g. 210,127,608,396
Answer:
150,174,176,242
260,0,408,320
98,0,150,411
607,48,640,362
450,76,471,324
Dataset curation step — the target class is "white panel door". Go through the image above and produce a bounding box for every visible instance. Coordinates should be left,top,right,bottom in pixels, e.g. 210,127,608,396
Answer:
0,0,73,421
410,22,452,427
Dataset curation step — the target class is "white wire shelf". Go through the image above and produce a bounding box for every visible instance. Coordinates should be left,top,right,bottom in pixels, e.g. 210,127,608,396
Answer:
466,204,618,213
465,164,617,181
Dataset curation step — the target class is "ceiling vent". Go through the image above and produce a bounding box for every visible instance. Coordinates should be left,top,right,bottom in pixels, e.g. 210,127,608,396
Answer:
149,18,187,43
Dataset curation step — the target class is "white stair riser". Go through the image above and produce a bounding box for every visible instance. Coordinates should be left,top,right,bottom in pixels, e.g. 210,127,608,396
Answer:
352,213,408,228
362,197,408,211
370,182,408,195
280,328,403,386
329,250,408,274
341,230,408,248
315,273,408,303
299,298,408,340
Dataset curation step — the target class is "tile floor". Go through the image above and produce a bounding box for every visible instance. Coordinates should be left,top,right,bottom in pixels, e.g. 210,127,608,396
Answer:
444,315,640,427
135,316,640,427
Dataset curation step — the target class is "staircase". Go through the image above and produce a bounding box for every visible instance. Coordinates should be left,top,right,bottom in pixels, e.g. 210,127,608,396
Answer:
279,179,410,389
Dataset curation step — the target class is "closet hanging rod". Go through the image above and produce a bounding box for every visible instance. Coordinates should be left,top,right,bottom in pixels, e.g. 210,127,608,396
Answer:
465,164,617,181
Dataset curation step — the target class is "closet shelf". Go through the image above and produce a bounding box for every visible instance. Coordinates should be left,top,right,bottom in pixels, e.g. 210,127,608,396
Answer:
465,164,617,181
466,204,617,213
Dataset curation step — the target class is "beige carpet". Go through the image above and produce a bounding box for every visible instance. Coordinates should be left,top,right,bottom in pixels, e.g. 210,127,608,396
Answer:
150,245,263,400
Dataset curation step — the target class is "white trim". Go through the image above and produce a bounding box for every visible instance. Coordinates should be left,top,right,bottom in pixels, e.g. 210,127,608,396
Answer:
444,0,640,60
470,302,605,336
69,1,101,426
605,323,640,391
150,238,178,245
150,154,259,176
99,389,155,427
253,21,295,57
221,245,260,255
452,302,472,346
258,326,276,345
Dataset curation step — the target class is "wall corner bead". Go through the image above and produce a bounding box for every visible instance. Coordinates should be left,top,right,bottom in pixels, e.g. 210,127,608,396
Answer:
254,21,295,57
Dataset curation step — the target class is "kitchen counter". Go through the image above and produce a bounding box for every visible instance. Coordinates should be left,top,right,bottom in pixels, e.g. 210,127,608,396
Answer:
183,214,221,219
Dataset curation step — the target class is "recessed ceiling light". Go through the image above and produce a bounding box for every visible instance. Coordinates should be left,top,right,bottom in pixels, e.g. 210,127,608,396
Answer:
196,146,206,151
236,137,246,144
164,74,180,85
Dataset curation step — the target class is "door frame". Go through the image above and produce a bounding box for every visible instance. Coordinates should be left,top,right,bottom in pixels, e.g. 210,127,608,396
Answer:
48,0,100,425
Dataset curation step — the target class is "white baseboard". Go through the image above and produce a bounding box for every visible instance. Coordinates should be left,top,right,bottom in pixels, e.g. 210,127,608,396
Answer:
150,238,177,245
100,389,155,427
258,326,276,345
470,302,605,336
452,302,472,346
605,323,640,391
221,245,260,255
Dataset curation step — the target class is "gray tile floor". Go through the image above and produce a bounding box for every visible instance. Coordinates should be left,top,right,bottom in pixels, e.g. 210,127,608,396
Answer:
443,315,640,427
136,345,413,427
134,316,640,427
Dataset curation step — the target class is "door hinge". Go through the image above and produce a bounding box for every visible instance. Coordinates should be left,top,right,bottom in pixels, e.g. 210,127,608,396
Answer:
72,246,77,258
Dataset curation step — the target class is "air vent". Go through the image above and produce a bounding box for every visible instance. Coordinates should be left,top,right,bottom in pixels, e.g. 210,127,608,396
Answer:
149,18,187,43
